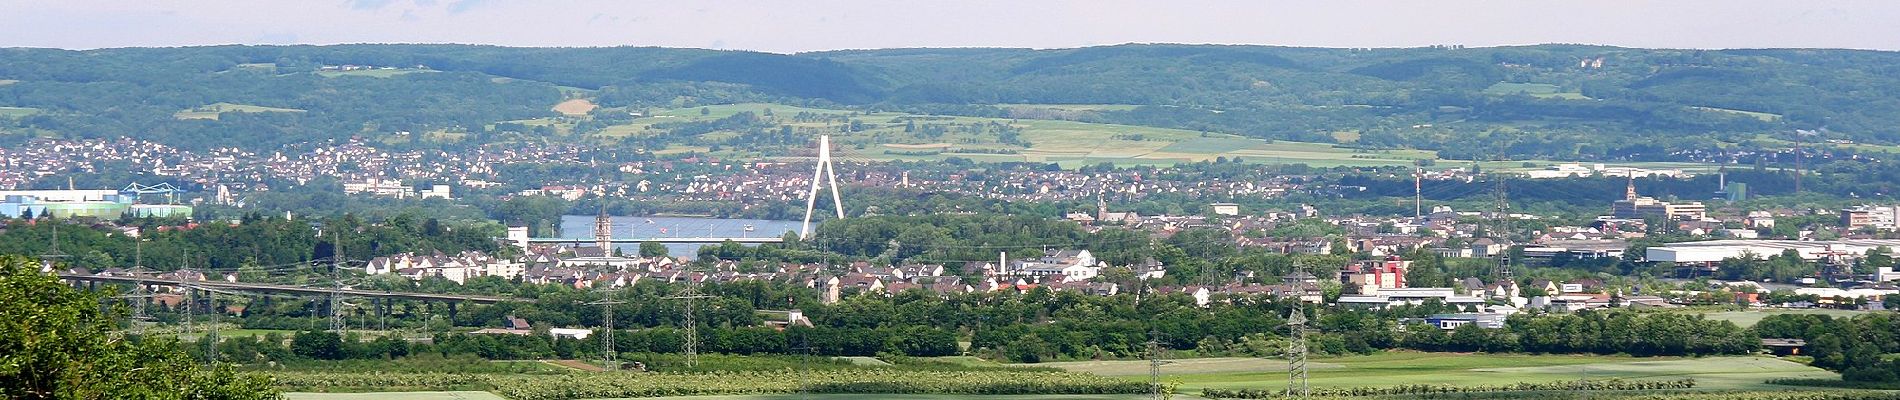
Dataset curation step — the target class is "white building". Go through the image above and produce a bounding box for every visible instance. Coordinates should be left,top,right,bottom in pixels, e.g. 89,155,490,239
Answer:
1337,287,1486,309
343,179,413,198
1647,239,1900,263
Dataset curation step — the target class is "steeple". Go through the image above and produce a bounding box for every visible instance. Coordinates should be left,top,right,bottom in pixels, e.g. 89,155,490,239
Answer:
1625,174,1638,200
1096,194,1108,221
594,201,612,256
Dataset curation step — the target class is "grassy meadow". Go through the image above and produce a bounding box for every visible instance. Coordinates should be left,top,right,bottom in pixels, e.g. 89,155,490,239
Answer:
1048,352,1835,393
589,103,1437,168
1482,82,1590,100
174,102,306,120
0,106,38,118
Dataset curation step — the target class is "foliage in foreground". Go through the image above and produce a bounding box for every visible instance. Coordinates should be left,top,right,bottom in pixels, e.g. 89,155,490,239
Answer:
1201,378,1696,398
271,369,1146,399
0,255,279,400
1766,378,1900,390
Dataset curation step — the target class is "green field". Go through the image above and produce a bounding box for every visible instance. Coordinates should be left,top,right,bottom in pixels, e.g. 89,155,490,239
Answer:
997,104,1143,112
0,106,38,118
1483,82,1590,100
288,394,1164,400
595,103,1437,168
1691,106,1782,122
288,392,507,400
317,68,433,78
174,102,306,120
1053,352,1835,393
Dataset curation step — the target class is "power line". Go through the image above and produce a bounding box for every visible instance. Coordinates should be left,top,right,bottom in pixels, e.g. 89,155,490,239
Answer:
664,273,715,368
587,288,626,371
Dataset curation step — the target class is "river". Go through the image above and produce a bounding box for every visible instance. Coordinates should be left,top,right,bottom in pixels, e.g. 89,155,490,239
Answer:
557,215,802,260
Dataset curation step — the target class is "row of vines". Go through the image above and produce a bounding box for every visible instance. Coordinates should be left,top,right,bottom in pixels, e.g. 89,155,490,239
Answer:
271,369,1146,399
1202,379,1696,399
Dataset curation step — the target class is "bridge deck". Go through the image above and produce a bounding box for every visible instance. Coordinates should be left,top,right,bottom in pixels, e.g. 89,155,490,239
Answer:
59,274,522,303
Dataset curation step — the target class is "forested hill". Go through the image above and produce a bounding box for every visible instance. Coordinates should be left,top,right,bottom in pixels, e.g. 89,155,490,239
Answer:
2,44,1899,159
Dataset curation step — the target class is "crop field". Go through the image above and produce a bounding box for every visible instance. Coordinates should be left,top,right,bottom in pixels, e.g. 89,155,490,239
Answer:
174,102,306,120
588,103,1437,168
1052,352,1836,393
1483,82,1590,100
0,106,38,118
1692,106,1782,122
553,99,599,116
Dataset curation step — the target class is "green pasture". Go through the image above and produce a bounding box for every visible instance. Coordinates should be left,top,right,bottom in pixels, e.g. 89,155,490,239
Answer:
599,103,1440,168
174,102,306,120
317,68,432,78
1483,82,1590,100
1482,82,1589,99
997,104,1143,112
0,106,38,118
1691,106,1781,122
1052,352,1835,393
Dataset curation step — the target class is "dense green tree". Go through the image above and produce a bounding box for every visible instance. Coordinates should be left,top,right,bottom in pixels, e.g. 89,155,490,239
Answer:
0,255,277,399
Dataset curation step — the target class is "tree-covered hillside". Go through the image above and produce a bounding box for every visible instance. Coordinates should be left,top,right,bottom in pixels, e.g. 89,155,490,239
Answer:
2,44,1898,159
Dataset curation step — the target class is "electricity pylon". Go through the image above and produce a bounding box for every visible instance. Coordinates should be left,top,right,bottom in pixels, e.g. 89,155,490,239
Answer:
800,135,844,238
587,289,626,370
665,276,714,368
1286,308,1309,398
1146,330,1172,400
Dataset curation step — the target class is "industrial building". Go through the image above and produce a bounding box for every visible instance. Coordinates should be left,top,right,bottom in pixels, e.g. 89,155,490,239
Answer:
0,187,192,219
1611,179,1706,221
1645,239,1900,264
1841,205,1900,230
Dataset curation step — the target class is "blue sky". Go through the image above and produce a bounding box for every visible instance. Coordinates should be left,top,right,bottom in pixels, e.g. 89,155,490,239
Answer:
2,0,1897,52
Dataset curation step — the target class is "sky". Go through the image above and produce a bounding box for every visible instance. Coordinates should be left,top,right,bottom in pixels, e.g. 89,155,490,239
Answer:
2,1,1898,52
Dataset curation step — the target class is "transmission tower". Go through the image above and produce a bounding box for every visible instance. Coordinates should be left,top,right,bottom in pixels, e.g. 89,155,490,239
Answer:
665,276,715,368
587,289,627,370
42,221,67,264
800,134,845,238
1489,150,1514,281
1146,330,1173,400
330,239,347,333
1285,308,1309,399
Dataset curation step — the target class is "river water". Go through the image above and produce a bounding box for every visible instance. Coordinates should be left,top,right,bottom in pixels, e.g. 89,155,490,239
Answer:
557,215,802,260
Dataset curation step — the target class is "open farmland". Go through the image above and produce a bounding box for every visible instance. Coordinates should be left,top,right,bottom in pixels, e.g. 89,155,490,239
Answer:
594,103,1437,168
1483,82,1590,100
174,102,306,120
0,106,38,118
553,99,599,116
316,68,434,78
1054,352,1836,394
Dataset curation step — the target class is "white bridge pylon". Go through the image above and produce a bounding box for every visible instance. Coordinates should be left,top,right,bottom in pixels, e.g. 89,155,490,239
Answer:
801,135,844,238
